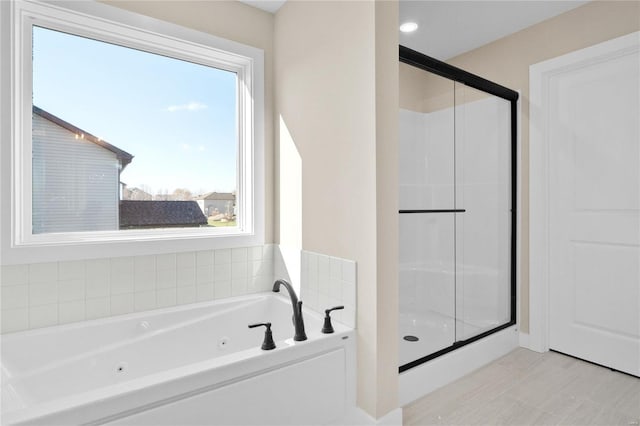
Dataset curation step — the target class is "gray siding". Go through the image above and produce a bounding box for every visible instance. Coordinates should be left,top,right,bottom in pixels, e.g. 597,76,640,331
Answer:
32,114,119,234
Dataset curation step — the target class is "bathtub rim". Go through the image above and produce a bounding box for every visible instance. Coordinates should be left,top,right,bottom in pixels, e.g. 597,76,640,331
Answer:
1,292,354,425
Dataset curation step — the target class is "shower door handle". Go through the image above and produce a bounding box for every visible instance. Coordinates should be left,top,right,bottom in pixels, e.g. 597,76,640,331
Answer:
398,209,466,214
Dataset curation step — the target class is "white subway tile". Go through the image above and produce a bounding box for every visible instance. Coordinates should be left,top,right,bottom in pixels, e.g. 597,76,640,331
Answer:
29,304,58,329
85,278,110,299
85,297,110,319
308,267,319,293
29,282,58,306
308,252,318,275
110,294,134,316
85,258,109,278
196,283,214,301
214,264,231,282
301,255,309,289
231,262,248,279
214,249,231,265
176,286,196,305
247,276,262,294
110,257,134,276
134,263,156,292
249,260,262,277
258,261,273,278
1,265,28,286
176,252,196,269
2,244,283,332
249,276,272,294
1,285,28,309
110,275,134,295
342,279,356,307
330,257,342,280
231,247,248,263
304,288,319,312
1,308,29,333
59,300,85,324
134,291,157,312
231,277,248,296
196,265,214,284
214,281,231,299
328,277,342,300
342,260,357,284
156,253,176,270
58,280,85,302
318,256,330,288
28,263,58,284
249,246,263,261
176,267,196,287
156,288,176,308
134,255,156,273
110,258,134,294
317,293,330,313
157,268,177,289
58,260,85,281
196,250,214,267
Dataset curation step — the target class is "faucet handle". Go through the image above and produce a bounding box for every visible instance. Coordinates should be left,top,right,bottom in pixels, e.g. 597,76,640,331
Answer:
321,306,344,334
248,322,276,350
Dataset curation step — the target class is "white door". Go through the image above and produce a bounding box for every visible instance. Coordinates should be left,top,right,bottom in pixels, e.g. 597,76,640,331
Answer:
546,35,640,376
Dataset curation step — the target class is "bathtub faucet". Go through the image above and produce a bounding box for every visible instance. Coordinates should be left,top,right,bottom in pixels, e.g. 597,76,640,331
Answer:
272,279,307,341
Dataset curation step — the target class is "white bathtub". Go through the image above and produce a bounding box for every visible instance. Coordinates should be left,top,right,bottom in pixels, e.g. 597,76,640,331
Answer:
1,293,355,425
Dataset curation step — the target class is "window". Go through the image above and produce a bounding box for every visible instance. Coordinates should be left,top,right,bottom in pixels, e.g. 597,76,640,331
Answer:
1,1,264,262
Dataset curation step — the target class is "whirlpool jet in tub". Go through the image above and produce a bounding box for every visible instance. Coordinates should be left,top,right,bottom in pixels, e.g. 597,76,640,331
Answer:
1,293,355,425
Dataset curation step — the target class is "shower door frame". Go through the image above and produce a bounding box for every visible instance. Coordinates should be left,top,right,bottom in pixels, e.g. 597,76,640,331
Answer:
399,45,518,373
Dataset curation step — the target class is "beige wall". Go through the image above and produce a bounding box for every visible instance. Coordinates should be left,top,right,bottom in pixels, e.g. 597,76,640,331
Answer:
444,1,640,333
104,0,275,244
399,62,455,113
375,0,400,417
275,0,398,418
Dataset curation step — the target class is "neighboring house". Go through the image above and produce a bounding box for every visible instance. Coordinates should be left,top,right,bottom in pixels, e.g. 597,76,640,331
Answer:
194,192,235,217
119,200,208,229
122,186,152,201
32,106,133,234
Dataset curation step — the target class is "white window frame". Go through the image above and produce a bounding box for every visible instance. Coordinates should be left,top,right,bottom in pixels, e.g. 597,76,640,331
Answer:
0,0,265,264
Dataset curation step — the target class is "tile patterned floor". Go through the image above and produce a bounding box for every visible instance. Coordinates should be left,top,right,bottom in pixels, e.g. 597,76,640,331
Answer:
403,348,640,425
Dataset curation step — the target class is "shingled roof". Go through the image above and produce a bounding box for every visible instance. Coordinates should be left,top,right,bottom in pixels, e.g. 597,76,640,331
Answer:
119,201,208,229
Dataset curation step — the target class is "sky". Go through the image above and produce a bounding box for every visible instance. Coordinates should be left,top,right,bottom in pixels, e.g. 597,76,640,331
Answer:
32,26,238,196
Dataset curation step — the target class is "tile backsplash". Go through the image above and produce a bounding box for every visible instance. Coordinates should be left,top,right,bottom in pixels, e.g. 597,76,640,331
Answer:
0,245,358,334
1,245,274,333
300,250,356,328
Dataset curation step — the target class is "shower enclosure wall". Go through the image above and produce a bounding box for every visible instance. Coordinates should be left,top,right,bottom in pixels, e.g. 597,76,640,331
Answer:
398,47,518,371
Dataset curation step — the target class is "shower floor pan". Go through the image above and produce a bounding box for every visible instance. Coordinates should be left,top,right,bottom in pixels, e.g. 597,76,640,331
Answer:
398,311,500,367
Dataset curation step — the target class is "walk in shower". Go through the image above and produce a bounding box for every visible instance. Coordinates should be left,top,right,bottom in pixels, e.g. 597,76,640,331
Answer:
398,46,518,372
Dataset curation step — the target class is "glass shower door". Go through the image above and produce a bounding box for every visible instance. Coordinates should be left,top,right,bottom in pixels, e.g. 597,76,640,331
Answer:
398,66,457,365
454,84,512,342
398,47,517,371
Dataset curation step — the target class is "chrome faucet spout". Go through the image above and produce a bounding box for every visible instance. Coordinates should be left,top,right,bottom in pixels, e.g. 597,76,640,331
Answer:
272,279,307,341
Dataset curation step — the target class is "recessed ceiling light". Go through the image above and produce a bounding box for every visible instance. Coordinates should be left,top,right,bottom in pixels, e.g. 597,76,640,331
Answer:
399,22,418,33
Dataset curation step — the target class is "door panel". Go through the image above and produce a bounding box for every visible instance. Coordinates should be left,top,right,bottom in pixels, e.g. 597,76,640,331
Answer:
548,46,640,376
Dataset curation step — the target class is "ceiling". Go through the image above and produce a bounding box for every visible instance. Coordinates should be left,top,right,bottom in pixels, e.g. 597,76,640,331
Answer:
399,1,589,60
238,0,286,14
238,0,589,61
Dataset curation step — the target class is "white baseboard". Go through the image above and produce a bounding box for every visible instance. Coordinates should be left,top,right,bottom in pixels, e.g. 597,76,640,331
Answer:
376,408,402,425
519,331,531,349
332,407,403,426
